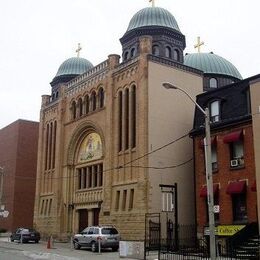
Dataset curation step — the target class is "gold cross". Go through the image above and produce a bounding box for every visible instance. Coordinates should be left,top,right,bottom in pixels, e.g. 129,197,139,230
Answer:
149,0,155,7
194,37,204,53
76,43,82,57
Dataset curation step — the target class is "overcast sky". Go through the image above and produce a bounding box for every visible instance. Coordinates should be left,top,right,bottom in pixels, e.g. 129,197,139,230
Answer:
0,0,259,129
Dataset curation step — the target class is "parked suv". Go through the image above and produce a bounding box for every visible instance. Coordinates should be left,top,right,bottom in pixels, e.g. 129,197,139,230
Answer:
73,225,120,252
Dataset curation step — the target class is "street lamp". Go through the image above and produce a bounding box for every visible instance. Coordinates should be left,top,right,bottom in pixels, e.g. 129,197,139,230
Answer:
162,82,216,259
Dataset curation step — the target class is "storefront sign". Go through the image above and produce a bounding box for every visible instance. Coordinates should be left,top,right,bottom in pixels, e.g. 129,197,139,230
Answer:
204,225,245,236
217,225,245,236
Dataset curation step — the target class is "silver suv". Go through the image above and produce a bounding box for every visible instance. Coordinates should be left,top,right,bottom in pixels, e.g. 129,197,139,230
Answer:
73,225,120,252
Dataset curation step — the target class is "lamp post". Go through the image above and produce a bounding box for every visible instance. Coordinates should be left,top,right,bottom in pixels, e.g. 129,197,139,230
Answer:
162,82,216,259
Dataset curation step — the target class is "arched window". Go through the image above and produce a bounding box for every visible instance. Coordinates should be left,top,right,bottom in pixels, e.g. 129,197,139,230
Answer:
78,98,83,117
98,88,105,108
209,78,218,88
173,49,180,61
90,91,96,111
124,51,129,61
130,48,136,58
85,95,89,114
210,100,220,122
165,46,171,58
55,91,59,99
71,101,77,119
152,45,160,56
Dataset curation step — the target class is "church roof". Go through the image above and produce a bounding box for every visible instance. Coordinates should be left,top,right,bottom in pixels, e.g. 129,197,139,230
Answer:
55,57,93,77
126,7,180,32
184,52,242,80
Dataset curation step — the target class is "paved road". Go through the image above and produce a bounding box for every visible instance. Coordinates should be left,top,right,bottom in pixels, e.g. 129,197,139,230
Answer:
0,237,122,260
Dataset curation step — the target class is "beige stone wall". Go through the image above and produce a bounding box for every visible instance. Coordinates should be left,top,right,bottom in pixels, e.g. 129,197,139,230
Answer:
34,39,204,241
148,61,203,224
250,77,260,233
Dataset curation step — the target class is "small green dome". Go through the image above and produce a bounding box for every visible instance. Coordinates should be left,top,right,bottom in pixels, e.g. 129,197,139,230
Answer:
126,7,180,32
55,57,93,77
184,53,242,80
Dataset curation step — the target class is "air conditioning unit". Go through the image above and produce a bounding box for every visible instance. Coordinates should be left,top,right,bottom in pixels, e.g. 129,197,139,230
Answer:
230,159,239,167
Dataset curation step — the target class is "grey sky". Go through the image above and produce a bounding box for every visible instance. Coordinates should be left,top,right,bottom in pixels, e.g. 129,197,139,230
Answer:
0,0,259,129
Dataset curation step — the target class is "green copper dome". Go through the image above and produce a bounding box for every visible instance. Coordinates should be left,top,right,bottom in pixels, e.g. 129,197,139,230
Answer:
55,57,93,77
184,53,242,80
126,7,180,32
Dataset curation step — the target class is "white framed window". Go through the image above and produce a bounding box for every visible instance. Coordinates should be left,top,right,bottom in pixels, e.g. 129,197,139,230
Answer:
210,101,220,122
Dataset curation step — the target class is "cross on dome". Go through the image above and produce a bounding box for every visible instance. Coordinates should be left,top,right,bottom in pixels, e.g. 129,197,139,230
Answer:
194,37,204,53
149,0,155,7
76,43,82,57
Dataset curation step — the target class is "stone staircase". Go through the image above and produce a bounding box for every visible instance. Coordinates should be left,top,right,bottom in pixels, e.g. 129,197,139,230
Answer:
233,235,260,259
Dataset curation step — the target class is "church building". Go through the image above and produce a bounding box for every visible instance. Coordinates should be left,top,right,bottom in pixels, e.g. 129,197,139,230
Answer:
34,3,245,241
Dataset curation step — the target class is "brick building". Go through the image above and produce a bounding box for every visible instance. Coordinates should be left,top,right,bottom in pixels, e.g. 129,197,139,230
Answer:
190,74,260,243
0,120,39,232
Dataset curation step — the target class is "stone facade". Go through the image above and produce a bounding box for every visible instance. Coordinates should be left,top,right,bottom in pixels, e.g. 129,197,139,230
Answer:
33,36,203,241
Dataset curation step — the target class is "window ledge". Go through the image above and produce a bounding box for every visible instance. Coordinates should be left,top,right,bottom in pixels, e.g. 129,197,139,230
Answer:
230,165,245,171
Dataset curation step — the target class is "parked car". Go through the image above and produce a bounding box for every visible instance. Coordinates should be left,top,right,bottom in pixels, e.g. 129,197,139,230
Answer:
10,228,40,243
73,225,120,252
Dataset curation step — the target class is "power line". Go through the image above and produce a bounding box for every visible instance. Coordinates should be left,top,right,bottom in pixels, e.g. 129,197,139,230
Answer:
11,131,191,181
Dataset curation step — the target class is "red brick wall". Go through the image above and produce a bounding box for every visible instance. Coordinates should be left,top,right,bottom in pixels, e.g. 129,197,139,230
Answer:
0,120,39,232
194,124,257,234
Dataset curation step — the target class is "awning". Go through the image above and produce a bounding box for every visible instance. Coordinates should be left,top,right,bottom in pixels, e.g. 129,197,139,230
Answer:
200,136,217,148
226,180,246,195
200,184,219,197
223,130,243,143
251,180,256,192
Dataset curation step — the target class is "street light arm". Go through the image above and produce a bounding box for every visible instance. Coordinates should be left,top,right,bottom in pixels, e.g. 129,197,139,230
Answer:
162,82,205,115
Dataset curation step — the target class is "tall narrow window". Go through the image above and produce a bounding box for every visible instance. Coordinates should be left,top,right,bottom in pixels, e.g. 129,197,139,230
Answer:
82,168,86,189
131,85,136,148
48,122,53,170
52,121,57,169
130,48,136,58
45,124,49,170
115,191,120,210
152,45,160,56
90,92,96,111
78,168,82,189
98,88,104,108
173,49,180,61
129,189,134,210
118,91,123,152
93,165,98,187
48,199,52,216
122,190,127,211
99,164,103,186
124,52,129,61
78,98,83,117
88,167,92,188
41,200,45,215
85,95,89,114
165,46,171,58
71,101,76,119
209,78,218,88
125,89,129,150
210,101,220,122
